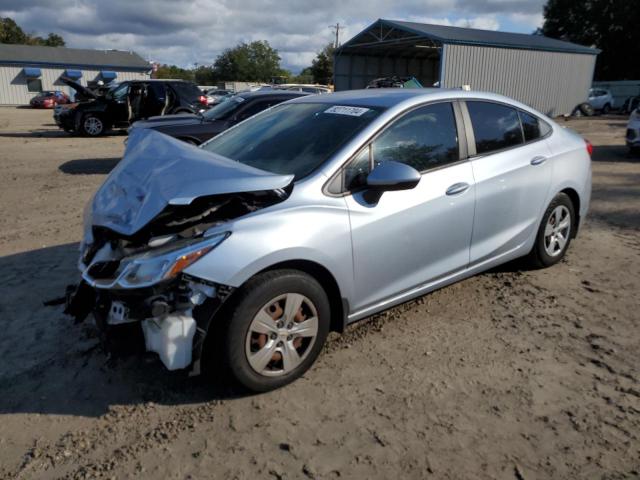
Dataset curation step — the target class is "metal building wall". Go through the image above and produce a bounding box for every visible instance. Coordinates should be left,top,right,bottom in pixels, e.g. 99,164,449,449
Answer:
334,54,439,91
442,44,596,117
0,64,149,105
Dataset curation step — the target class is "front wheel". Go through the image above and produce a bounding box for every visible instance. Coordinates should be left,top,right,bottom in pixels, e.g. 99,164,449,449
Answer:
80,114,105,136
218,270,330,392
527,193,575,268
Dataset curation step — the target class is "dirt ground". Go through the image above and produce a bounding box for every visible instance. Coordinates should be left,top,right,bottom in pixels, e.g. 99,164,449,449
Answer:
0,107,638,480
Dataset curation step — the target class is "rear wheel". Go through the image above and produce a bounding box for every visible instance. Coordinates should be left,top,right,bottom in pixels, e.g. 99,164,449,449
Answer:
602,103,611,114
527,193,575,268
218,270,330,392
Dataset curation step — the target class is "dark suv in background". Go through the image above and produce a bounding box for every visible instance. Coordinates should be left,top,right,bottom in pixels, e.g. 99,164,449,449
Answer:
55,78,208,136
129,90,309,145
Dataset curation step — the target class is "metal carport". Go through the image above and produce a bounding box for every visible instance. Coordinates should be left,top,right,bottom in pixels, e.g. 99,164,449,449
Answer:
334,19,600,116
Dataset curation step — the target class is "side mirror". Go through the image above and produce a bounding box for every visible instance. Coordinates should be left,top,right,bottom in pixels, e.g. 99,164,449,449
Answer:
366,160,421,192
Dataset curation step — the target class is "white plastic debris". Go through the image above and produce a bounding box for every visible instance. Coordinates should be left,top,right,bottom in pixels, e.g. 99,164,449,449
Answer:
141,312,196,370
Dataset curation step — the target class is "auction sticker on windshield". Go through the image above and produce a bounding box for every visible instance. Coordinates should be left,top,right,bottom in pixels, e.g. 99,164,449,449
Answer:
324,106,370,116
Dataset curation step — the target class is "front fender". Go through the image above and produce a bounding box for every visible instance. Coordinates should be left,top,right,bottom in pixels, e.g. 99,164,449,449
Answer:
183,202,354,300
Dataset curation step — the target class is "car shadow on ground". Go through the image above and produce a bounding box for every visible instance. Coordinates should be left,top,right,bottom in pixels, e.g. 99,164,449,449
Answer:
59,158,121,175
0,130,72,138
0,243,250,419
592,145,639,163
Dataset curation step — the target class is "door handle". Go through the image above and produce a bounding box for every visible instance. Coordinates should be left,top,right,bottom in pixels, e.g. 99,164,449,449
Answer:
530,156,547,166
446,182,470,196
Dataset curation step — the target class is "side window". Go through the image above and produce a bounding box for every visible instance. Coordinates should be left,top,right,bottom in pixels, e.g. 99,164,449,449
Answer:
467,101,523,154
236,100,273,120
371,102,459,172
519,110,551,142
112,83,129,101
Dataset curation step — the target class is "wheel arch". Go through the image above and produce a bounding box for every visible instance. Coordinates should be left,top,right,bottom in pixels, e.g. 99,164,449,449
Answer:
560,187,581,238
256,259,348,334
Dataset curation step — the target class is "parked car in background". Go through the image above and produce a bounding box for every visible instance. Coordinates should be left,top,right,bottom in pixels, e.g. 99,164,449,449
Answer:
588,88,614,114
626,107,640,153
55,78,209,136
205,89,233,105
129,90,308,145
621,95,640,115
68,89,592,392
29,90,70,108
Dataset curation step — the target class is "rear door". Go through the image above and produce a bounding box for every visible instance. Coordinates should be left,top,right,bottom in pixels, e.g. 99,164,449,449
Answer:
463,101,553,265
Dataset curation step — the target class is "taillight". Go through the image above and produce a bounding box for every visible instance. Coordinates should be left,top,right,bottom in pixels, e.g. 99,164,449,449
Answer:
585,139,593,157
198,95,207,106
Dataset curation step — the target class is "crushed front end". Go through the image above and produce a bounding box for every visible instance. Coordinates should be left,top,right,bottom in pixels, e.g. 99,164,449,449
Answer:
65,129,293,374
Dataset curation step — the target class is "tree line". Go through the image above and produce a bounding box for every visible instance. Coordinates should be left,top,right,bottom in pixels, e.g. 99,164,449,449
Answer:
155,41,335,86
0,17,65,46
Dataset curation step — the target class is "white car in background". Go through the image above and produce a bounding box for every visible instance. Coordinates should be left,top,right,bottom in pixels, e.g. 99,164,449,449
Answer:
626,107,640,153
588,88,614,114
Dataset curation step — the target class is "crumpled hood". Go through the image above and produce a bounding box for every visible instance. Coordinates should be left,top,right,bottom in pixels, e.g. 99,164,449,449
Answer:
88,128,293,237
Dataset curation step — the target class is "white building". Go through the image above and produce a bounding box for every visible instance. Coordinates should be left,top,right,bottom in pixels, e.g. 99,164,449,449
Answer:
0,44,150,105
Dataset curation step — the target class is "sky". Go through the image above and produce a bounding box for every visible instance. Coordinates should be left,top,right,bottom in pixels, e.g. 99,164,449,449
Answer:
0,0,546,73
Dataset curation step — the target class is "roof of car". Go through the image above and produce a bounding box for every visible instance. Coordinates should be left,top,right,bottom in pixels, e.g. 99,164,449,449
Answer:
236,90,310,99
287,88,541,112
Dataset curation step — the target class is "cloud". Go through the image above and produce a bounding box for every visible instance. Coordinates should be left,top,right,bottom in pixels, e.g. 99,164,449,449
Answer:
0,0,546,72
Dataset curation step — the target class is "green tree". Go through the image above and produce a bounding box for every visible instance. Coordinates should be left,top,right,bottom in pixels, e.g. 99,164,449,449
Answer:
214,41,282,81
541,0,640,80
155,64,195,81
194,65,218,85
0,17,28,44
310,44,335,85
42,33,65,47
0,17,66,47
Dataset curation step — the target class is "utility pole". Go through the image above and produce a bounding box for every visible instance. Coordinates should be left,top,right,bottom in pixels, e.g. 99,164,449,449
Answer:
329,23,345,48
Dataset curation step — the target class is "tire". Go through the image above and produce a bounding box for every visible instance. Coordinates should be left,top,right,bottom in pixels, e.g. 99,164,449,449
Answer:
527,193,576,268
80,114,105,136
216,270,330,392
602,103,611,114
579,103,594,117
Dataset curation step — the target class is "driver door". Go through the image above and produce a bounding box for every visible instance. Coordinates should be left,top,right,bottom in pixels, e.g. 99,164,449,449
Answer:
107,82,130,127
343,102,476,312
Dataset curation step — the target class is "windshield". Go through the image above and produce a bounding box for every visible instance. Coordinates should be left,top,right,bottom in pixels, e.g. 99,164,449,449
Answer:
202,95,244,120
201,102,383,179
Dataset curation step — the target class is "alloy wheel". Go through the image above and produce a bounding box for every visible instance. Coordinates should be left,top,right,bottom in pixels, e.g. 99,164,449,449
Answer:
245,293,319,377
544,205,571,257
84,116,103,135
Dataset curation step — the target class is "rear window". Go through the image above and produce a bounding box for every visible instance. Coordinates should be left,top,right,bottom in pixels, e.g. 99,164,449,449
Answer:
467,101,523,155
170,82,202,99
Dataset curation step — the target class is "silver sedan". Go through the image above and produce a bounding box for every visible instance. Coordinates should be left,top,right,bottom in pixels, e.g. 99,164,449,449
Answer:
71,88,592,391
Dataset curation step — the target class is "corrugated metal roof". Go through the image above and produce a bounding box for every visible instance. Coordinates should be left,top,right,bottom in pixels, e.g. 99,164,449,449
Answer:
343,19,599,55
0,44,150,70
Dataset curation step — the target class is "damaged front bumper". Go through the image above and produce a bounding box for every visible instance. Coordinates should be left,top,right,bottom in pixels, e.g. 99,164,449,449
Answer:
67,233,233,374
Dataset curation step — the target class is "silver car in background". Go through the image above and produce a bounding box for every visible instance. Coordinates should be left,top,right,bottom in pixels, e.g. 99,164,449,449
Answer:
68,89,592,392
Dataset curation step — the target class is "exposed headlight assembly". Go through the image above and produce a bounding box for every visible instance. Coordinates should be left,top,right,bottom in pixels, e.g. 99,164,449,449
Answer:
83,232,229,289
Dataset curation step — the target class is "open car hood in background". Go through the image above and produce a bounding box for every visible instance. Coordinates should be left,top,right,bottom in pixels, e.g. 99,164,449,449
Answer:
88,129,294,237
60,76,97,99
